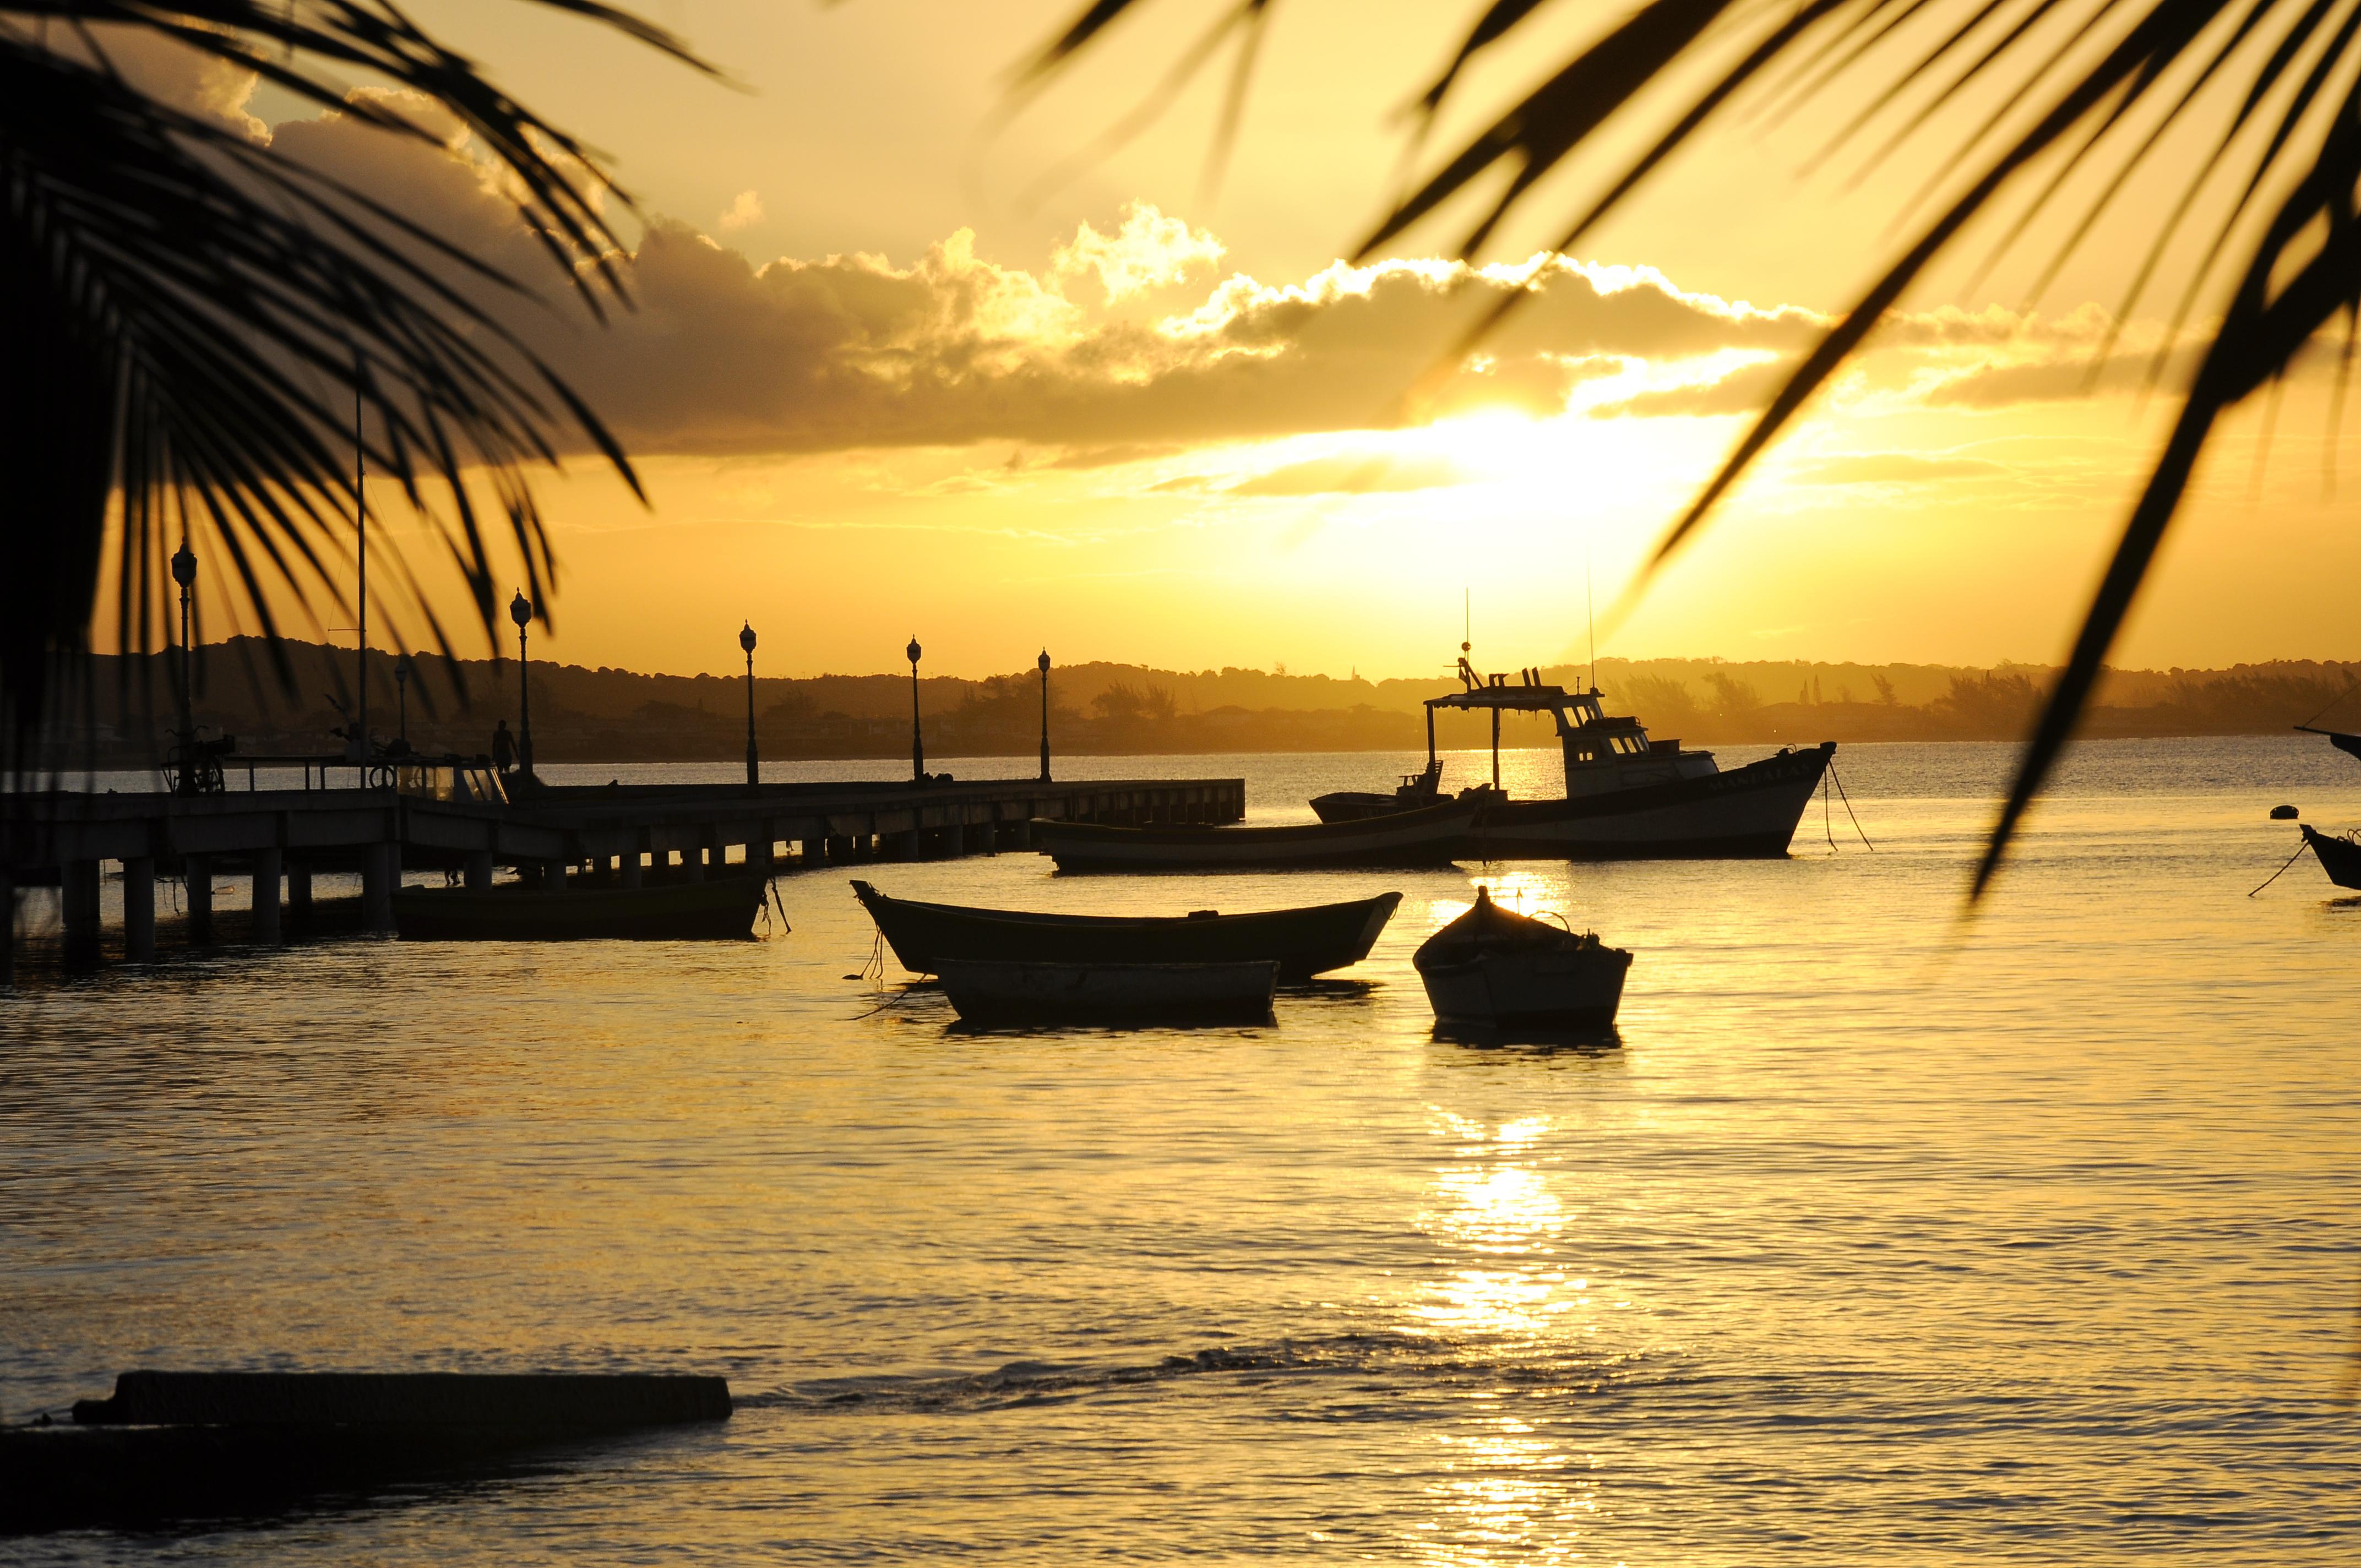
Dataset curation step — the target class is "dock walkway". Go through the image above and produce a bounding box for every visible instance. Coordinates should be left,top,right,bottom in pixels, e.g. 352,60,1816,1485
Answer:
1,774,1245,974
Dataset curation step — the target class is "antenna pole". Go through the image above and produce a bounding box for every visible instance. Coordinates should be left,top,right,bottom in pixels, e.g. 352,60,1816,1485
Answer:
1586,558,1596,694
355,374,367,765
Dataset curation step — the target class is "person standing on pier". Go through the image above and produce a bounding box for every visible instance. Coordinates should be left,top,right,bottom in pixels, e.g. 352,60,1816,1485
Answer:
492,719,516,775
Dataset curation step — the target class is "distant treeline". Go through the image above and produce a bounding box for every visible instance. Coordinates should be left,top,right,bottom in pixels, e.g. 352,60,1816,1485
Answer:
33,640,2361,767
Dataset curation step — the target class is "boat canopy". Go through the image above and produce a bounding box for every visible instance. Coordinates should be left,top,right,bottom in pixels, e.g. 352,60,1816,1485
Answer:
1423,657,1681,790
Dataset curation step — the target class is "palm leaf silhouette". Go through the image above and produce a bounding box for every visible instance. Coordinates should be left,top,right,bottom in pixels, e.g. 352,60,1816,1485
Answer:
1027,0,2361,896
1,2,710,766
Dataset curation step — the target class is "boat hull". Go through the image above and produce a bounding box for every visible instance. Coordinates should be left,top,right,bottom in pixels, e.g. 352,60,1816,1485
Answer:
1463,743,1835,859
852,881,1400,981
935,960,1277,1025
1034,799,1477,872
392,876,768,940
1418,945,1633,1028
2301,824,2361,889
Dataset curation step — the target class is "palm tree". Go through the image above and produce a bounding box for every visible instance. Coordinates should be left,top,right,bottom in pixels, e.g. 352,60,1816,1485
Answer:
2,2,708,768
1025,0,2361,896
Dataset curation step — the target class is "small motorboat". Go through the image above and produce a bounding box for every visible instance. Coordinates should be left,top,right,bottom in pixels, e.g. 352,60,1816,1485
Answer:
852,880,1399,980
393,874,770,940
934,960,1277,1025
2300,823,2361,890
1031,798,1478,872
1413,886,1632,1029
1312,759,1445,823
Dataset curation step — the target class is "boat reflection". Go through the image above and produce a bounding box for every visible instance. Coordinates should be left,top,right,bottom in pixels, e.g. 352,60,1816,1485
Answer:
1430,1021,1621,1054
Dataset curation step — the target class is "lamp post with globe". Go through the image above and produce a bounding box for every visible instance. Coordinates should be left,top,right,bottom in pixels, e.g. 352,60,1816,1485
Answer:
741,621,759,788
907,636,924,784
170,541,199,794
510,590,535,779
1037,649,1052,782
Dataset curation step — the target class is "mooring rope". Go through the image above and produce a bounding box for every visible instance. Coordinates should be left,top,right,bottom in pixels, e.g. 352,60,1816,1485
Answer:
2249,837,2313,897
1829,761,1875,851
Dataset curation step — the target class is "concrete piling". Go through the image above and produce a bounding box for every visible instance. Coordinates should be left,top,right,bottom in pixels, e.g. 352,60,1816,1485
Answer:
360,846,393,933
184,854,214,944
286,856,312,929
251,848,282,944
63,859,102,967
123,857,156,961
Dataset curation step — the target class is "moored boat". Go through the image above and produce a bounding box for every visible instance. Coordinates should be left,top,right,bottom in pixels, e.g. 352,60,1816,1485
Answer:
934,959,1277,1025
2299,823,2361,890
1413,886,1632,1028
393,875,769,940
1328,655,1834,858
1032,798,1478,872
851,879,1400,980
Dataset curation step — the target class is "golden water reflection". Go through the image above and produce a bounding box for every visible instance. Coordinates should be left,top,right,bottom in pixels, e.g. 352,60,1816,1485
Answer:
1403,1110,1605,1562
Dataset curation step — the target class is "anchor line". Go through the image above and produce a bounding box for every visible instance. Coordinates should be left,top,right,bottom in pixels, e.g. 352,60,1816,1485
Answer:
2248,837,2313,897
1829,762,1875,851
1823,770,1837,852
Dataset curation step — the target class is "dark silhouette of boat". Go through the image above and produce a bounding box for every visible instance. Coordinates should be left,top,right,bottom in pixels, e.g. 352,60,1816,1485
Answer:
2300,823,2361,889
393,875,768,940
934,959,1277,1025
852,880,1399,980
1313,758,1449,821
1413,886,1631,1028
1031,797,1479,871
1318,655,1832,857
2295,723,2361,764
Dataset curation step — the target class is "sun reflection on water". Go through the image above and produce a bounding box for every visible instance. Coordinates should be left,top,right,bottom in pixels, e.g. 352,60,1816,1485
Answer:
1402,1110,1610,1561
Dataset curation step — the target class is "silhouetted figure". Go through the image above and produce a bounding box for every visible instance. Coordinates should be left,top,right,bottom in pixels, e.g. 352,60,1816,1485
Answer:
492,718,516,774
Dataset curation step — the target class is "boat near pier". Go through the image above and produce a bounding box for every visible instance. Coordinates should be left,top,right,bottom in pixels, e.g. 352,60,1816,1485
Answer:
1320,656,1834,859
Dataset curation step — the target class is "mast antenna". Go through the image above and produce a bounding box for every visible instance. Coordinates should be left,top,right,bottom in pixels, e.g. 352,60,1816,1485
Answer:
1585,557,1596,695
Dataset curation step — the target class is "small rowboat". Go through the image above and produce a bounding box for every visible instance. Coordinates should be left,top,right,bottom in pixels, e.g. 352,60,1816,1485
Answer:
935,960,1277,1025
2300,823,2361,890
1413,886,1632,1030
393,875,769,940
852,880,1399,980
1031,798,1478,872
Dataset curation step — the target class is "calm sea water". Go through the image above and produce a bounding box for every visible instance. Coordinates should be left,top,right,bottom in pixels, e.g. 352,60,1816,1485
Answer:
5,739,2359,1564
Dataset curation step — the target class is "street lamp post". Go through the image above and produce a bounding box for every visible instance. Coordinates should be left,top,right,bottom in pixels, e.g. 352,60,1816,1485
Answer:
907,636,925,784
510,590,535,779
394,654,412,750
170,541,198,796
1037,649,1052,782
741,621,759,788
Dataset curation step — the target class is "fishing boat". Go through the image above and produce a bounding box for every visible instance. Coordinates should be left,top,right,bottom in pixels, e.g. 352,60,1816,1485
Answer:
851,880,1400,980
1312,759,1446,822
934,960,1277,1025
1413,886,1632,1029
1031,797,1479,872
2299,823,2361,890
393,874,769,940
1325,655,1834,857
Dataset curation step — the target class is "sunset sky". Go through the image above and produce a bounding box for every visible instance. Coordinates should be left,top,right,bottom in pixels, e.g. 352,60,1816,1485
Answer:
121,1,2361,679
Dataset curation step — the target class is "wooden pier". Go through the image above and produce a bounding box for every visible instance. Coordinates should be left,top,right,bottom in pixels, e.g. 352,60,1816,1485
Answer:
0,775,1245,975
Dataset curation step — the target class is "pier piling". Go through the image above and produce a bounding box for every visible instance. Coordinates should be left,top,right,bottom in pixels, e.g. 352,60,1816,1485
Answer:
360,847,393,933
251,848,282,944
123,857,156,961
184,855,214,944
286,856,312,928
63,860,101,967
465,851,493,891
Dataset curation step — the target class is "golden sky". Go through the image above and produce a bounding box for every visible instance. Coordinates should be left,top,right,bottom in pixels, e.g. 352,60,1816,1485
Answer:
116,2,2361,678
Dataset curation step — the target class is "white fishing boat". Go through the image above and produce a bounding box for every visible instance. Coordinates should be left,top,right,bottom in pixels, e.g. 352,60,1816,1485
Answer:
1324,655,1834,858
1413,887,1631,1029
1031,797,1479,872
934,959,1279,1025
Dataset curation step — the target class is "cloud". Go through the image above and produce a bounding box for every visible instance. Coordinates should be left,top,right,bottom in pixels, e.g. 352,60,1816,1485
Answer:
1226,454,1471,496
1052,203,1225,301
237,96,2200,462
717,189,763,231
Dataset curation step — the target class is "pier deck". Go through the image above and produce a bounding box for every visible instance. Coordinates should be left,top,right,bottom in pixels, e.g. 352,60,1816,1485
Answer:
1,774,1245,974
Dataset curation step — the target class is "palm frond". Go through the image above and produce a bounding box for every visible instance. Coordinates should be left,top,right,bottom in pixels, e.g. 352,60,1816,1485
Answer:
1028,0,2361,897
1,2,710,769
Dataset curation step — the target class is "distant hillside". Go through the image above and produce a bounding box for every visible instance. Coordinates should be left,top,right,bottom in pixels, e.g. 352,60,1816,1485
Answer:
31,639,2361,768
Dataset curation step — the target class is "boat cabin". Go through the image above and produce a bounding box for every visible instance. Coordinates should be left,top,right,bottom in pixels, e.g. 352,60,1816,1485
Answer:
1425,658,1718,799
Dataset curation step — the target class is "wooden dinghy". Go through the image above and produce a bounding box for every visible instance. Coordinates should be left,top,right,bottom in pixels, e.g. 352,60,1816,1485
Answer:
1413,886,1633,1030
852,880,1399,981
934,959,1278,1025
393,875,769,940
2300,823,2361,890
1031,798,1479,872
